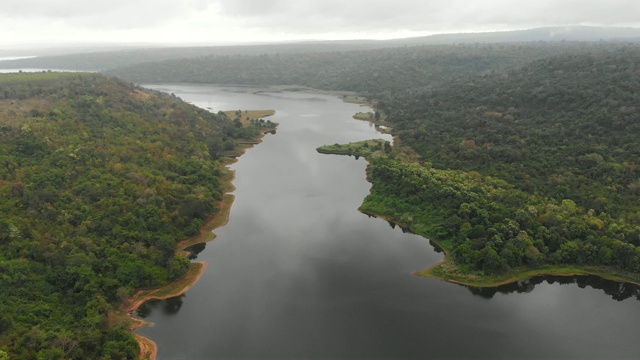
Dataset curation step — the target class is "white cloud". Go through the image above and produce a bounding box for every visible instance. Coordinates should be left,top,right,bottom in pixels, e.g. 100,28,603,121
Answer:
1,0,639,46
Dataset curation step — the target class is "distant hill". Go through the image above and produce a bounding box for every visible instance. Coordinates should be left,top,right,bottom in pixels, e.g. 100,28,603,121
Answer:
389,26,640,45
1,26,638,72
0,42,386,72
103,41,623,95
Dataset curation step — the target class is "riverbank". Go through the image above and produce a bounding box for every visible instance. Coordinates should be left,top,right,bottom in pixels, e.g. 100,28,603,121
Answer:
418,245,640,287
361,202,640,288
318,143,640,289
121,261,209,358
118,109,276,360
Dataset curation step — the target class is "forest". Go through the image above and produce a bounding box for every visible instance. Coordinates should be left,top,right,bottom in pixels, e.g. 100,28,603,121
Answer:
105,42,620,94
0,73,268,359
373,45,640,282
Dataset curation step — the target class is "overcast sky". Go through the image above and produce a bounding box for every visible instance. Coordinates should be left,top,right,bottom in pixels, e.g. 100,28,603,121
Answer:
2,0,640,48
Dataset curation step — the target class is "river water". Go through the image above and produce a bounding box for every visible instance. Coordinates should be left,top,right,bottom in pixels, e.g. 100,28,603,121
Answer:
138,84,640,359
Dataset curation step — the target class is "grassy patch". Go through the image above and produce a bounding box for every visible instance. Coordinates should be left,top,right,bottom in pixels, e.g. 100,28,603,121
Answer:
0,71,85,83
342,94,368,104
223,109,275,126
317,139,389,158
0,98,51,127
140,262,205,299
353,111,374,120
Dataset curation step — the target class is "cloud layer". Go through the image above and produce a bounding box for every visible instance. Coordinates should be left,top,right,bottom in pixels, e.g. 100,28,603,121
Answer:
2,0,640,46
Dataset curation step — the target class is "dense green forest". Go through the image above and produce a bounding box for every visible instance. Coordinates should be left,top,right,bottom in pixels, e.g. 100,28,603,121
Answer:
0,73,267,359
373,45,640,281
106,42,623,95
312,44,640,283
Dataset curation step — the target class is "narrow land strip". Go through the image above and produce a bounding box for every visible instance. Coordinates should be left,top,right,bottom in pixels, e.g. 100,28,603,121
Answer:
319,117,640,289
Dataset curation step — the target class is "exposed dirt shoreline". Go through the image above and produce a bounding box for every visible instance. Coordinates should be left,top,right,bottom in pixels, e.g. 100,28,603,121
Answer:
121,110,276,360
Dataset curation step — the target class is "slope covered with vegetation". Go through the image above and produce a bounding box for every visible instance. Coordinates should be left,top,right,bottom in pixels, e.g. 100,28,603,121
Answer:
0,73,267,359
105,43,614,95
366,45,640,282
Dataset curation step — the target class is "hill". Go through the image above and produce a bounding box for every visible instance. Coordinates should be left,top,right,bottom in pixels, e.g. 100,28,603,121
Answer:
361,44,640,283
1,26,638,72
104,42,616,93
0,72,267,358
388,26,640,45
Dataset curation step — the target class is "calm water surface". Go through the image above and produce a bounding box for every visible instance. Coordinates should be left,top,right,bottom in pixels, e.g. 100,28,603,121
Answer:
139,84,640,359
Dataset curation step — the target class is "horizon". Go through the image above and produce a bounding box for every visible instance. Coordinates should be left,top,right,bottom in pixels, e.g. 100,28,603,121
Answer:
2,0,640,50
2,24,640,54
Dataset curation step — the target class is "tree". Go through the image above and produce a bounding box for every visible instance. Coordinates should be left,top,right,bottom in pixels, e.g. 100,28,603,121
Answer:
384,141,392,154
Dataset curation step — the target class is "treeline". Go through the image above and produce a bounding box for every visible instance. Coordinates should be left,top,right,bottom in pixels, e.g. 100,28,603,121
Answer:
3,26,640,72
0,73,262,358
0,42,400,72
362,157,640,276
105,42,614,95
373,45,640,277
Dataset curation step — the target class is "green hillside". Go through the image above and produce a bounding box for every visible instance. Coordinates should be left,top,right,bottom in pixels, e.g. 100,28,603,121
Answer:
0,73,265,359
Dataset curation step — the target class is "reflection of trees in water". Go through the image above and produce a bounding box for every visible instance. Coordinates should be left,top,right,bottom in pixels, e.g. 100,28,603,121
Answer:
387,221,414,234
135,295,186,318
467,275,640,302
161,296,184,315
429,240,443,254
371,217,638,302
185,243,207,260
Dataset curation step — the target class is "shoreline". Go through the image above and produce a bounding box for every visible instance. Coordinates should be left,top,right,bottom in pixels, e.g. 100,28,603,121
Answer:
319,144,640,289
362,207,640,288
121,110,276,360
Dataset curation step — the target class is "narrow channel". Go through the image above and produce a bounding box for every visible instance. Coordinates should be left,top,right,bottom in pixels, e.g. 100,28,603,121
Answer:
138,84,640,359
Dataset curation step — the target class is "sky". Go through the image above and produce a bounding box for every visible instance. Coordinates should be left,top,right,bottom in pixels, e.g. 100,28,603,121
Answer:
2,0,640,48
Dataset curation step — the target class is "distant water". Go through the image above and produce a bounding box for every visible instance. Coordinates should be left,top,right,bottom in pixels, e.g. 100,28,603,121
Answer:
0,56,37,61
137,84,640,360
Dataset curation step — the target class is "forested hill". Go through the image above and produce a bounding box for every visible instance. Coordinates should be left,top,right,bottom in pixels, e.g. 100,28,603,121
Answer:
2,26,639,72
389,45,640,211
370,44,640,279
104,42,627,95
0,73,262,359
0,42,389,72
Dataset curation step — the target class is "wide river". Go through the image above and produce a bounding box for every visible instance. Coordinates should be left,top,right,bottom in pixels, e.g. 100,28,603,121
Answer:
139,84,640,359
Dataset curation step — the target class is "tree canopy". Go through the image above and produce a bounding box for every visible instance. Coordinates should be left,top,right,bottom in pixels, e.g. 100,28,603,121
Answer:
0,73,265,359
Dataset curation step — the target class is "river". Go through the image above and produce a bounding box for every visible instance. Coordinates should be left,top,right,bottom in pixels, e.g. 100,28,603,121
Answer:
138,84,640,359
